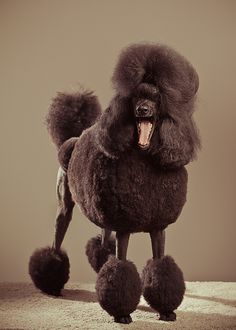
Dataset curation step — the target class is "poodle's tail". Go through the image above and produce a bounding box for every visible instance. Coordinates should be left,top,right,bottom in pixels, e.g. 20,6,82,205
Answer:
46,88,102,150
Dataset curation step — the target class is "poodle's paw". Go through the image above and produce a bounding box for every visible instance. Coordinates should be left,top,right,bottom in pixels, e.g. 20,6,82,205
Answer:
85,235,116,273
96,255,141,320
142,256,185,315
114,315,132,324
159,311,176,322
29,246,69,296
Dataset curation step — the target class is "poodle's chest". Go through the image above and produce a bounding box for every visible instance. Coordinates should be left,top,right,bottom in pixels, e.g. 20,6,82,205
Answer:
69,147,187,232
108,154,186,208
82,151,186,231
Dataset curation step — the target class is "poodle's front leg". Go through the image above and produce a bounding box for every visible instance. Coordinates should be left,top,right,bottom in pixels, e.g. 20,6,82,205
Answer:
142,229,185,321
96,232,141,324
116,231,129,260
150,229,165,259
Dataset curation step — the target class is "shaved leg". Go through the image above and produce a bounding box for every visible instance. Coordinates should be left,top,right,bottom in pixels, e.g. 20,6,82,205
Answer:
96,231,141,324
116,231,130,261
150,230,165,259
53,167,75,251
29,167,73,296
101,228,112,248
142,229,185,322
113,232,132,324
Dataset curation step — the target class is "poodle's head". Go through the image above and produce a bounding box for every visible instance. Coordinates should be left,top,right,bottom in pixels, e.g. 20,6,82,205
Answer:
99,43,200,168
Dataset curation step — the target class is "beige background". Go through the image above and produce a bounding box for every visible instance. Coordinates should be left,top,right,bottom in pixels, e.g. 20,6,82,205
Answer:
0,0,235,283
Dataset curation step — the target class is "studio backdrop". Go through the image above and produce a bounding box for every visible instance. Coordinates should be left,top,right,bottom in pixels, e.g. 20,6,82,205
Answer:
0,0,235,283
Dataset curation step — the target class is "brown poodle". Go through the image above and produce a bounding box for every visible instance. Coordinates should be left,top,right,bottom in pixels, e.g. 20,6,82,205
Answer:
29,43,200,324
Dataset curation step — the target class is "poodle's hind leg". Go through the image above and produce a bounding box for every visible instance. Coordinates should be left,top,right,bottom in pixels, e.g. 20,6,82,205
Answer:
85,229,116,273
142,230,185,321
53,167,75,251
29,167,75,296
96,232,141,324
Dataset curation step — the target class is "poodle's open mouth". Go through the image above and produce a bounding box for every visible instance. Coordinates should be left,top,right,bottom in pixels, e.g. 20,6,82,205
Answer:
137,117,155,149
134,98,156,150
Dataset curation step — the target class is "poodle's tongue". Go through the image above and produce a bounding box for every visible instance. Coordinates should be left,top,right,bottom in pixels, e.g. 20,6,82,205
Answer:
138,120,152,147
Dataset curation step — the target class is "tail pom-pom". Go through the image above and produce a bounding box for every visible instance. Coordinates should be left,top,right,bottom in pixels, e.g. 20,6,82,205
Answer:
46,89,102,148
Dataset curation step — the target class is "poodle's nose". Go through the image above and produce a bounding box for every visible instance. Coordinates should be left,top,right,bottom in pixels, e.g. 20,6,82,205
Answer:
136,106,151,117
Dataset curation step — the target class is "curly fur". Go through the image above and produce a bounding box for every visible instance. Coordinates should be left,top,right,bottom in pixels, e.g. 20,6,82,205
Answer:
85,235,116,273
158,114,200,168
141,256,185,315
28,247,69,296
96,256,141,318
112,43,199,101
42,43,200,233
30,43,200,322
109,43,201,166
46,89,101,149
97,97,200,168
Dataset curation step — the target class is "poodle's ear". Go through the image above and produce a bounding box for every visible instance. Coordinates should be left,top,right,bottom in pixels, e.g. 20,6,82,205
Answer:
157,111,201,168
97,96,135,156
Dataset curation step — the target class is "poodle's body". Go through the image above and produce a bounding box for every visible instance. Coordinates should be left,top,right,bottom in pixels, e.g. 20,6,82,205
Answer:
29,43,200,324
68,126,187,233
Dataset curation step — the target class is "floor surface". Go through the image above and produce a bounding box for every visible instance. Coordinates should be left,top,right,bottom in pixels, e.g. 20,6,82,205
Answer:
0,282,236,330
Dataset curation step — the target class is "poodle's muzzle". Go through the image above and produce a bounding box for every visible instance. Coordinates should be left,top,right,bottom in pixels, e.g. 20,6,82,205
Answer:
135,99,156,150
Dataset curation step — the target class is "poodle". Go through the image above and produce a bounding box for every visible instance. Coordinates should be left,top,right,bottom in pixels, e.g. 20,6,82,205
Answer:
29,43,200,324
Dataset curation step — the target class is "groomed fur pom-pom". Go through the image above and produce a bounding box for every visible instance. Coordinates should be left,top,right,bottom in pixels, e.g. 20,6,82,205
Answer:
96,256,141,323
29,246,70,296
142,255,185,320
85,235,116,273
46,89,102,149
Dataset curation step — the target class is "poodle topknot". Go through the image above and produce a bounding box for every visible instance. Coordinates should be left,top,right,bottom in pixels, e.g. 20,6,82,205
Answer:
29,42,200,324
112,43,199,101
